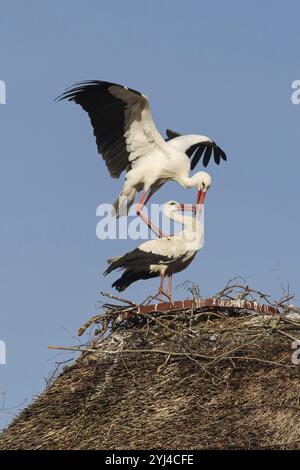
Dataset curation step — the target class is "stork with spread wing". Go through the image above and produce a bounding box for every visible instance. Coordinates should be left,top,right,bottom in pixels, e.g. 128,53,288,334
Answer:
58,81,226,237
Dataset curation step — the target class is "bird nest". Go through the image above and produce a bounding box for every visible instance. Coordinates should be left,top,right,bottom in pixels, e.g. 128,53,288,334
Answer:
74,280,297,345
1,281,300,450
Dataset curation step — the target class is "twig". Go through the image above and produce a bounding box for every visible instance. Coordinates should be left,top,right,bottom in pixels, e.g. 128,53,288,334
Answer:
48,345,86,352
281,317,300,327
274,328,299,342
100,291,137,306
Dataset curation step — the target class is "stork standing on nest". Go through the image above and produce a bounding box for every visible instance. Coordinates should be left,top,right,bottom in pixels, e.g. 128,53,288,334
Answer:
104,200,205,301
58,81,225,237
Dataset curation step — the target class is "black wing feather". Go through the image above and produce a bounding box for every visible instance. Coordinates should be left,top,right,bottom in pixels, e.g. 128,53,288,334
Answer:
213,146,221,165
104,248,173,291
217,146,227,162
186,143,199,158
57,80,143,179
189,142,227,168
202,145,213,167
190,144,206,170
104,248,173,276
165,129,181,141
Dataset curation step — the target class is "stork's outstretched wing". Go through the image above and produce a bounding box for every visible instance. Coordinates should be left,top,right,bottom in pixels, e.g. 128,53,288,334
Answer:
58,81,166,179
166,129,227,169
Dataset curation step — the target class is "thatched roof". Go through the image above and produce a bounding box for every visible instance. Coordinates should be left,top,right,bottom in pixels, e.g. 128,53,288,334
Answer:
1,296,300,450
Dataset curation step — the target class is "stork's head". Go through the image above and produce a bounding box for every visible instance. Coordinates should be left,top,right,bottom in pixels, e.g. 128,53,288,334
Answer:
163,200,196,216
193,171,212,207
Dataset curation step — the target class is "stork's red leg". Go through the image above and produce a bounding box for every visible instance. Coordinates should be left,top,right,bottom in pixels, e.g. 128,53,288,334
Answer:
135,189,168,238
135,189,149,218
142,189,155,207
138,211,168,238
166,274,173,302
158,272,165,300
137,190,147,206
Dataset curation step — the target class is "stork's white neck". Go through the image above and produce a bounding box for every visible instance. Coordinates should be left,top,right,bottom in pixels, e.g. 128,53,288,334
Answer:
176,173,200,189
164,207,204,249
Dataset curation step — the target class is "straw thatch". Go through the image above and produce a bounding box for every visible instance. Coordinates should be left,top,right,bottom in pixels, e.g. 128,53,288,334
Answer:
1,285,300,450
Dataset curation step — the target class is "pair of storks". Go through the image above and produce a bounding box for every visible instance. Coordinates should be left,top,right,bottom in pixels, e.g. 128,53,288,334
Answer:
59,81,227,301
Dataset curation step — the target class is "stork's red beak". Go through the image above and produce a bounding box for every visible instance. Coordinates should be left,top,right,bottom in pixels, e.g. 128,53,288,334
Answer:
195,190,206,213
177,204,196,212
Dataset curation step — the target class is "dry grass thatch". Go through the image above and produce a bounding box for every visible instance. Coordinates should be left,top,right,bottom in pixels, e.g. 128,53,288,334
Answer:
1,282,300,450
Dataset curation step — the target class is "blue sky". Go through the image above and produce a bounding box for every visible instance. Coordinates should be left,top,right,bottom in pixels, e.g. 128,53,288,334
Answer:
0,0,299,429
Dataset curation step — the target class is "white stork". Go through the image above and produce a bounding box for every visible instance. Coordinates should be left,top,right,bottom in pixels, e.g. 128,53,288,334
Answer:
58,80,226,237
104,200,205,301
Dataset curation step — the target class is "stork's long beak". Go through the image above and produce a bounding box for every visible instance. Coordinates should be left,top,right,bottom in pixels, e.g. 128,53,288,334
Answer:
177,204,196,212
195,190,206,213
